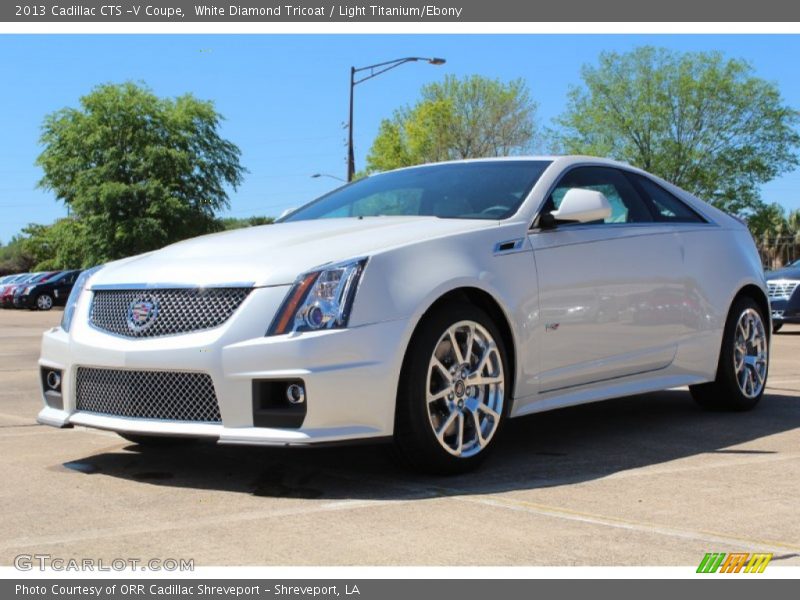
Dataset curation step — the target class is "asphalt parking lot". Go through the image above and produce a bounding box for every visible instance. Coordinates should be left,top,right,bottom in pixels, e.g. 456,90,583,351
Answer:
1,308,798,567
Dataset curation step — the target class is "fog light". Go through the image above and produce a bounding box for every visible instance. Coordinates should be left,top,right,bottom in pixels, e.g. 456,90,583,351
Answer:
252,379,306,428
40,367,63,410
286,383,306,405
46,370,61,390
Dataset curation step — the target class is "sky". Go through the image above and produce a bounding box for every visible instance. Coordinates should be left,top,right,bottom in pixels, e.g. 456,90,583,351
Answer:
2,34,800,244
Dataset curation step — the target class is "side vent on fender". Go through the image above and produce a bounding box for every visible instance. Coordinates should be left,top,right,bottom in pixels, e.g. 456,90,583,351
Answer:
493,238,525,255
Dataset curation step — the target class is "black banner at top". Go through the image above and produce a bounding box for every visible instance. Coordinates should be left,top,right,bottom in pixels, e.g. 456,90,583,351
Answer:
3,0,800,22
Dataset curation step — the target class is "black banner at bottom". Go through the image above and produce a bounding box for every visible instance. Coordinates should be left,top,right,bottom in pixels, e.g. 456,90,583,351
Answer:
3,579,797,600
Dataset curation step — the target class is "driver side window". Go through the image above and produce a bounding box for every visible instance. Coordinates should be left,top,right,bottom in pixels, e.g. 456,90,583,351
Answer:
547,166,653,224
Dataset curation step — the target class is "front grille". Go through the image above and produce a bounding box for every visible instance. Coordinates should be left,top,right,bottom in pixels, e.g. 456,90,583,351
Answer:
75,367,222,422
767,280,800,300
90,288,251,338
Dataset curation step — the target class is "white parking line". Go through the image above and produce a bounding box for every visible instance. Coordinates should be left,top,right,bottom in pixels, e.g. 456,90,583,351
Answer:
596,452,800,481
458,495,800,554
0,411,36,424
0,498,406,552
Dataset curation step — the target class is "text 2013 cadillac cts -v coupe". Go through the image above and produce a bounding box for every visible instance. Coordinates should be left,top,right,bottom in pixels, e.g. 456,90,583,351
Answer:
38,156,770,473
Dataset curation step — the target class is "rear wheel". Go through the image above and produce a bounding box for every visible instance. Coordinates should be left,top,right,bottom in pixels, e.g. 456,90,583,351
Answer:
690,296,768,411
394,303,509,474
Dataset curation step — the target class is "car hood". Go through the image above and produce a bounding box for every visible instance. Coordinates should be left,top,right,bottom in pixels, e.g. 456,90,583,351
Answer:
90,216,496,288
766,266,800,281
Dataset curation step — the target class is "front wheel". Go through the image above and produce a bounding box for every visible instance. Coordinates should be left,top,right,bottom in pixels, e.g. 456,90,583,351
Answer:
35,293,54,311
690,296,769,411
394,303,509,474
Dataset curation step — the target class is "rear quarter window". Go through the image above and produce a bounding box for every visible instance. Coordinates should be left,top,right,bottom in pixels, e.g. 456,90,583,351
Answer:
627,173,706,223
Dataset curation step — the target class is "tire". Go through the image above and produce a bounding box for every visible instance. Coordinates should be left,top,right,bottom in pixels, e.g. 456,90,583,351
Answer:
690,296,769,411
118,433,197,447
394,302,510,474
773,322,783,334
35,293,54,311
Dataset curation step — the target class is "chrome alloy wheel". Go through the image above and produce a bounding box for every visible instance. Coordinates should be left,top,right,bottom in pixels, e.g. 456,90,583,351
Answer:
37,294,53,310
733,308,768,399
426,320,504,458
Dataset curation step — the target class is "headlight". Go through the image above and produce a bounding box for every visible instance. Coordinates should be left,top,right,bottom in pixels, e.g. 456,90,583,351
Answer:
61,265,104,333
268,258,367,335
23,286,32,295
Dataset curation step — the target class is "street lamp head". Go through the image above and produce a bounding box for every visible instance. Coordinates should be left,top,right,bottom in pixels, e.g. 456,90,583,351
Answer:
312,173,346,182
347,55,446,182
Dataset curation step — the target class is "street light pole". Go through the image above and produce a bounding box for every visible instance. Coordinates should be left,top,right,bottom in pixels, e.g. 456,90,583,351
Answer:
346,56,446,182
348,66,356,182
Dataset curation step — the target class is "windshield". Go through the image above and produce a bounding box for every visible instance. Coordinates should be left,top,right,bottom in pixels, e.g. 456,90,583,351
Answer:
29,272,54,283
48,270,72,282
282,161,551,223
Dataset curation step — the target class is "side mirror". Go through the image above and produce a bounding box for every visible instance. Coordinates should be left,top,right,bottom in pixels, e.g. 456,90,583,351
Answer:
548,188,611,225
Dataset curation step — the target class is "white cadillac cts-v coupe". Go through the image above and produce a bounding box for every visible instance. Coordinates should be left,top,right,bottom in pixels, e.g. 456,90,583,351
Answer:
38,156,770,473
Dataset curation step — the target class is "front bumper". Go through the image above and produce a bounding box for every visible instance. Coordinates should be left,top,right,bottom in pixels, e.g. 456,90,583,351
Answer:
769,297,800,325
14,293,35,309
37,285,410,445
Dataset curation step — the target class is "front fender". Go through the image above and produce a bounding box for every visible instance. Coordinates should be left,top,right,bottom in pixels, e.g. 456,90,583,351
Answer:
349,223,539,400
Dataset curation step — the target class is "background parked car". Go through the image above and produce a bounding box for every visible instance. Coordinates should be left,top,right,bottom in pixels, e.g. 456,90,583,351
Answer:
0,275,16,300
0,273,30,296
11,272,59,309
0,273,37,308
766,259,800,332
15,270,80,311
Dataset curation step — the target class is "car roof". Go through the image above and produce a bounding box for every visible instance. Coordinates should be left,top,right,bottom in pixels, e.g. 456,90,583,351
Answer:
29,271,56,282
372,155,635,176
47,269,77,280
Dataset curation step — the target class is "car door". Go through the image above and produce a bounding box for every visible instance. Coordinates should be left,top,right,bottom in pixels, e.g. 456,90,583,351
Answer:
528,166,690,393
54,272,75,302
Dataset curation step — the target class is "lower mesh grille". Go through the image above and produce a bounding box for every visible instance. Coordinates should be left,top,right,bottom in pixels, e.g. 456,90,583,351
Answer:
75,367,222,422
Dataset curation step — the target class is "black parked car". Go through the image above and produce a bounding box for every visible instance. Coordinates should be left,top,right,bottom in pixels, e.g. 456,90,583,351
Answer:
14,270,81,311
766,259,800,333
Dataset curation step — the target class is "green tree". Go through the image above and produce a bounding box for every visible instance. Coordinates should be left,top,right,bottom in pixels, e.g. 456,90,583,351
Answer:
367,75,537,172
219,215,275,230
747,202,788,239
17,223,53,269
787,209,800,241
0,220,88,273
37,82,246,265
24,219,89,271
0,234,36,274
553,47,800,215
